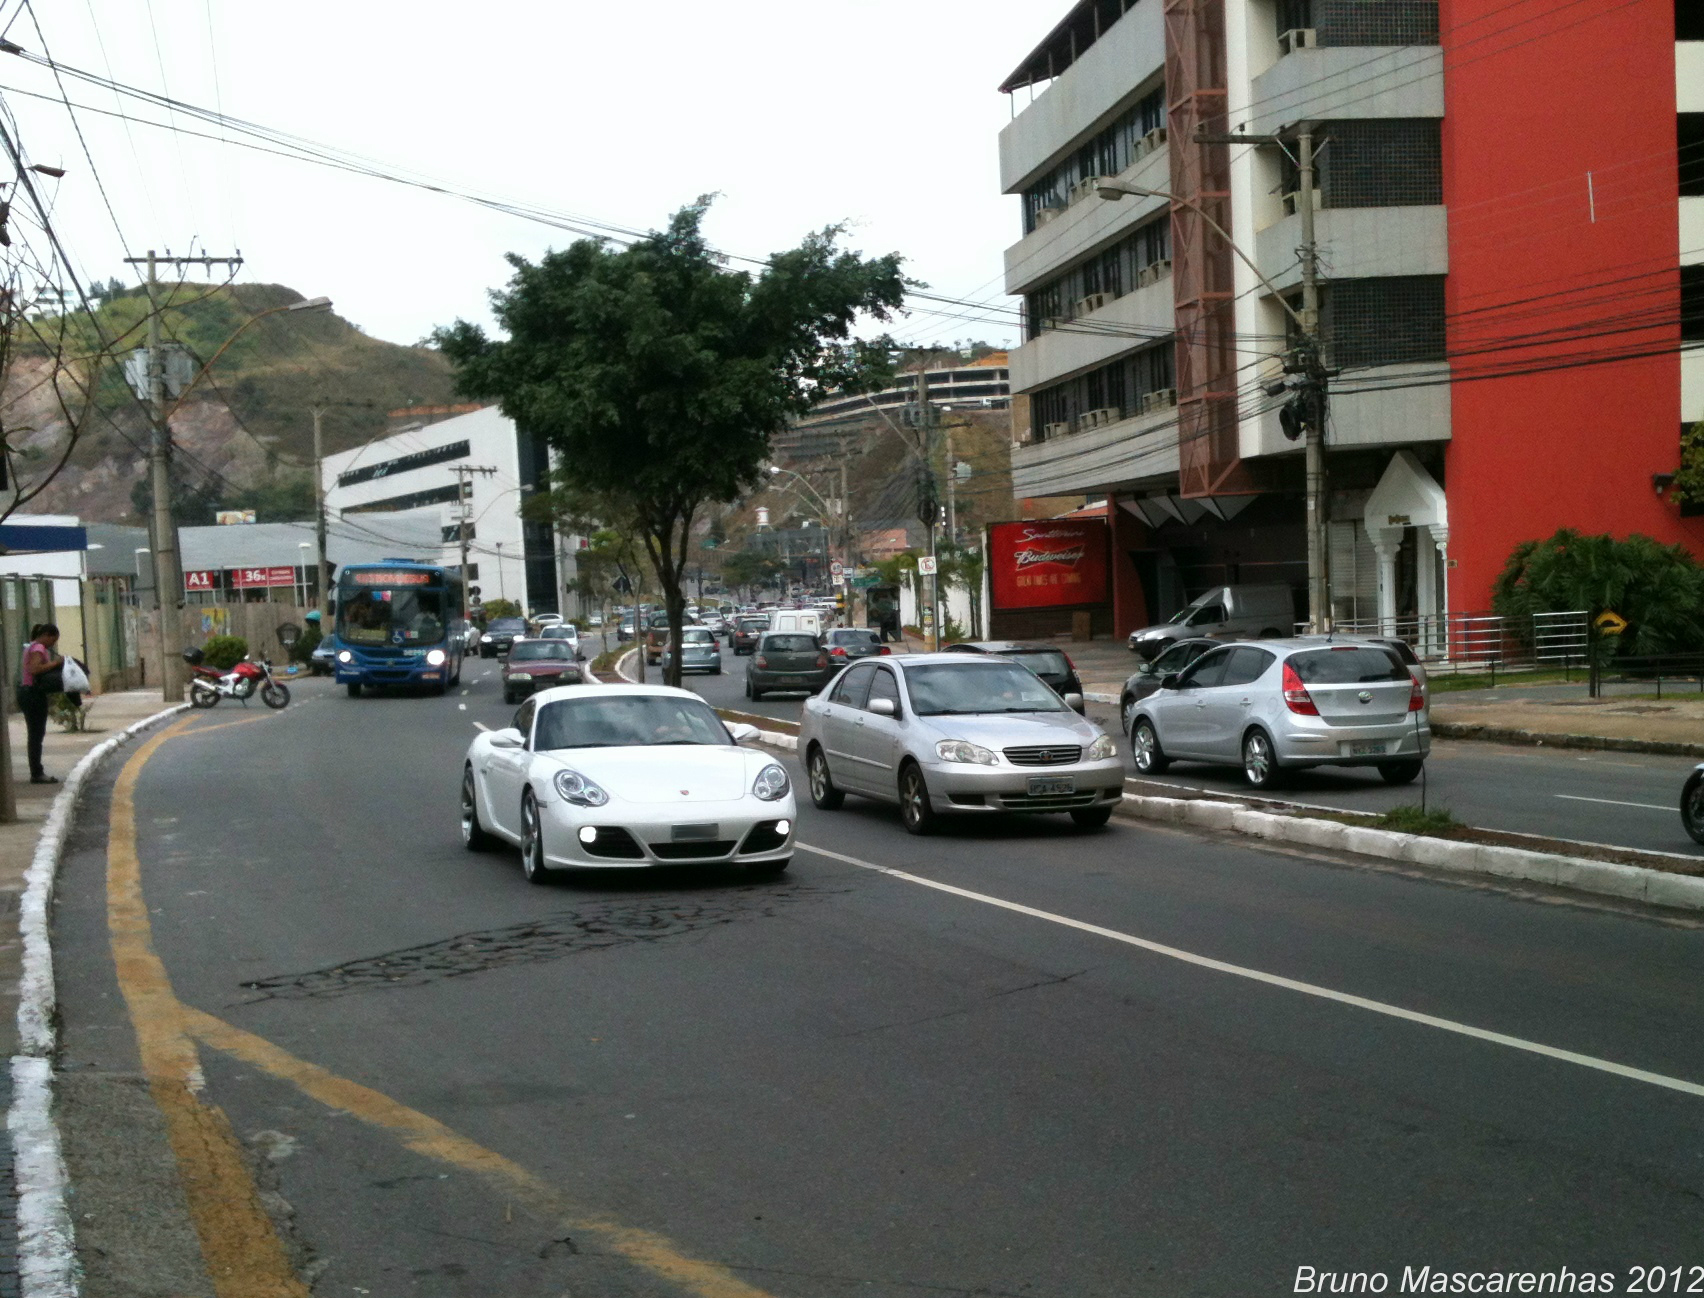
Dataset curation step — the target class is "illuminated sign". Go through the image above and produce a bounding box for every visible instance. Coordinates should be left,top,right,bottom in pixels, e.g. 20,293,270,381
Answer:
350,570,432,585
988,520,1109,610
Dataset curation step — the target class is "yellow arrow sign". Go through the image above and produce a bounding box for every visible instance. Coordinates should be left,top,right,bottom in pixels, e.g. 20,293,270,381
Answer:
1595,611,1628,634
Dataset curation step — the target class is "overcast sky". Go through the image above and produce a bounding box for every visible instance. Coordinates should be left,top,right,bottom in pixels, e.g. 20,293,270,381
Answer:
1,1,1062,352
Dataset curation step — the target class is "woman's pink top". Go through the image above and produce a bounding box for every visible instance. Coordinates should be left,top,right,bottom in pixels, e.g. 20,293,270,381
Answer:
20,641,52,687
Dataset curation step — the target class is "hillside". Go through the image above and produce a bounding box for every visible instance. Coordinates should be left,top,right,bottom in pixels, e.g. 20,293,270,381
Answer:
7,282,459,524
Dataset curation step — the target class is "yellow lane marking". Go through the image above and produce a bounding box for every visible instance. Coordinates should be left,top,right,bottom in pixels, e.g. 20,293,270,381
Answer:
176,714,279,738
107,712,778,1298
107,719,311,1297
182,1007,775,1298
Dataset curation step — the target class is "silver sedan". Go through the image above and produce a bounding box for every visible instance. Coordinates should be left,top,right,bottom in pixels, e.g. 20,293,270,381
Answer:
797,653,1125,834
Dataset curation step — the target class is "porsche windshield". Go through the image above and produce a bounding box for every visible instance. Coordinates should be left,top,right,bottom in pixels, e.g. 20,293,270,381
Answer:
534,695,732,749
337,587,446,647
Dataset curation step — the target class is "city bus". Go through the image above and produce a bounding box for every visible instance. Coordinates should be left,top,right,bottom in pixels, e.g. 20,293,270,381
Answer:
333,560,467,697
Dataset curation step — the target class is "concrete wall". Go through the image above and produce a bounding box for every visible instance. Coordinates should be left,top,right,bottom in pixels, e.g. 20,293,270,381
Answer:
1009,274,1175,392
1003,147,1171,296
1012,406,1181,498
1252,205,1448,291
1240,45,1444,136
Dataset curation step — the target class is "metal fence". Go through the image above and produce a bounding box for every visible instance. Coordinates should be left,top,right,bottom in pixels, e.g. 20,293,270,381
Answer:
1320,609,1590,674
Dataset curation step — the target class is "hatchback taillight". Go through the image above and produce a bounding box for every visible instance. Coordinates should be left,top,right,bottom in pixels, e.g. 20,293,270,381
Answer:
829,646,847,657
755,656,768,669
879,645,891,655
1408,672,1426,712
1281,662,1319,715
815,655,829,669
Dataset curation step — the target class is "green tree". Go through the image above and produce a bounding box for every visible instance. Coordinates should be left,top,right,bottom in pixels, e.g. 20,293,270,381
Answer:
1671,419,1704,511
434,201,905,685
721,549,786,600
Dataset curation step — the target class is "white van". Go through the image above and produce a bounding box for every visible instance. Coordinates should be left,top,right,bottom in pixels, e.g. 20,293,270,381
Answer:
1126,584,1297,658
769,609,823,637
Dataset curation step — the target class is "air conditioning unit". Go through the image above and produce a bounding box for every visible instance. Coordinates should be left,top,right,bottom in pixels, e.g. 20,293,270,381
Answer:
1142,388,1179,413
1084,407,1121,429
1148,257,1173,278
1141,126,1168,153
1035,204,1064,227
1076,292,1109,315
1280,188,1320,216
1044,421,1072,440
1067,176,1103,205
1136,266,1156,289
1278,27,1317,54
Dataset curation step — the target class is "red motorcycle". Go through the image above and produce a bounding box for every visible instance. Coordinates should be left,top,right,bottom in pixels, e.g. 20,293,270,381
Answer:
182,647,290,710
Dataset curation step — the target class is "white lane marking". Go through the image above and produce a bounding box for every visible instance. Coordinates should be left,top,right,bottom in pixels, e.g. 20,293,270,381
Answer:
458,704,467,711
797,842,1704,1101
472,721,490,732
1554,794,1673,812
461,689,470,697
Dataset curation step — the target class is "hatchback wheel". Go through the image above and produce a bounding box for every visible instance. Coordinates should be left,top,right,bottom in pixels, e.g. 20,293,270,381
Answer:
1241,729,1281,789
1379,759,1423,786
898,763,936,835
520,791,554,884
1130,718,1169,775
807,745,844,810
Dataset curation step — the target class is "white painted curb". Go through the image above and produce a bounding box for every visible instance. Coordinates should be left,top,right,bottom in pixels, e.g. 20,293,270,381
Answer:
614,648,639,683
10,701,189,1298
1118,793,1704,912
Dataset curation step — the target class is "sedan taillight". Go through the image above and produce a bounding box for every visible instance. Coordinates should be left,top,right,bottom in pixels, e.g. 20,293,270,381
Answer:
1282,661,1319,716
755,656,768,669
1408,672,1426,712
878,645,891,655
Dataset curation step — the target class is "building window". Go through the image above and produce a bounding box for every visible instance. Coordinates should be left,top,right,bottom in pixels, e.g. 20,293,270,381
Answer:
1682,265,1704,343
1023,215,1172,338
1321,277,1446,369
1022,87,1167,234
1679,0,1704,40
1290,120,1442,208
1030,342,1177,441
1279,0,1439,46
1681,115,1704,197
336,439,471,488
341,483,463,514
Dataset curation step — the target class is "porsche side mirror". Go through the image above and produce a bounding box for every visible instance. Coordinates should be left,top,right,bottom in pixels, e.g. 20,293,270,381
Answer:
489,729,524,749
727,722,760,743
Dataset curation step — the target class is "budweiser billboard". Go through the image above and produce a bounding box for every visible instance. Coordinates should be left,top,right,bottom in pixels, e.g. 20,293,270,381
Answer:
989,519,1109,610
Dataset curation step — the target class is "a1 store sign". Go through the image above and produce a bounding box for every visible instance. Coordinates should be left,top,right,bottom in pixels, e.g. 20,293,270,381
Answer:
183,570,217,592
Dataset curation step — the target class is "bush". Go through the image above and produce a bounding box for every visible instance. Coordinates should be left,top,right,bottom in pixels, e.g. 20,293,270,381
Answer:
290,626,322,665
200,635,249,670
48,693,92,732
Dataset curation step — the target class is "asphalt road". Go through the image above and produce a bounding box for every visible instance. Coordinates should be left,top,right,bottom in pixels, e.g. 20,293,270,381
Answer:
50,659,1704,1296
623,635,1704,859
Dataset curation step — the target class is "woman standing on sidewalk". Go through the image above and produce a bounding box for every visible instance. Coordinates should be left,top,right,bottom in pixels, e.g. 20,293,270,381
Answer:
18,623,62,785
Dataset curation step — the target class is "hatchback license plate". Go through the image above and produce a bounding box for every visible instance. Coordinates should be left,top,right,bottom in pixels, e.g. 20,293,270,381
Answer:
1348,740,1387,756
1028,775,1075,796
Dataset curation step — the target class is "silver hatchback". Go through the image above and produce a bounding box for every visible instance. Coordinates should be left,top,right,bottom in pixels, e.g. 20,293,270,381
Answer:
1127,639,1429,790
798,653,1125,834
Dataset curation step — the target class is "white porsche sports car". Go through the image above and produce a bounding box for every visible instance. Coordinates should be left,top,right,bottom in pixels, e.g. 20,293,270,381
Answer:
461,683,797,882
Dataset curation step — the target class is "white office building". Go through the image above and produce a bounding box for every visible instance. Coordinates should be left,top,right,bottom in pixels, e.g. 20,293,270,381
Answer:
321,405,576,615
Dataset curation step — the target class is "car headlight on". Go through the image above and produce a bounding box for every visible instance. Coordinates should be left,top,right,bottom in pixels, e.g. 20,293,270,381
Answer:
1087,733,1118,761
337,649,353,664
552,768,609,807
936,739,998,765
425,648,447,666
752,764,790,801
509,672,533,682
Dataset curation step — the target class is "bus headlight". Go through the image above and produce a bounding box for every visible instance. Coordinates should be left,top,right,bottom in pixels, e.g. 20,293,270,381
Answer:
337,650,353,664
425,648,447,666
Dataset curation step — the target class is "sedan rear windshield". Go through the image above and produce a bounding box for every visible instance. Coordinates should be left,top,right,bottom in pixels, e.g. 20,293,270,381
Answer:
486,619,526,633
763,635,818,653
534,695,732,749
905,662,1067,716
829,630,880,645
509,641,574,662
1287,647,1408,684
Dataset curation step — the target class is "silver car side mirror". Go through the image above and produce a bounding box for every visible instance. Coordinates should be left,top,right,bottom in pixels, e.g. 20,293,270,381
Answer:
489,729,524,749
1064,692,1085,713
868,697,897,718
727,722,760,743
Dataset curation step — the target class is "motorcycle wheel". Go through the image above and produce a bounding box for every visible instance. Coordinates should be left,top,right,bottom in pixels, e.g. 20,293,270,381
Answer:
260,683,290,710
189,682,219,709
1683,771,1704,846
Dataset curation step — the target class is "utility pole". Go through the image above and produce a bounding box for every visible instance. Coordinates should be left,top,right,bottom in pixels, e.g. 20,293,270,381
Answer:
916,368,941,650
448,464,498,608
312,406,329,617
125,250,244,700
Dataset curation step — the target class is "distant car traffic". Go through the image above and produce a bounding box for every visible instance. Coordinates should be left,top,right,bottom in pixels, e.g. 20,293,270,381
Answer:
663,627,722,676
460,684,795,881
1119,637,1220,733
502,640,584,703
941,641,1086,713
1127,639,1430,790
798,653,1123,834
745,632,831,700
479,617,528,658
731,616,770,656
588,611,605,627
823,627,886,665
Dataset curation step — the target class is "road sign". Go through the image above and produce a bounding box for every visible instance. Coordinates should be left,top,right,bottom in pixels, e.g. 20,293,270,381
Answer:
830,560,844,577
1595,610,1628,634
917,555,938,576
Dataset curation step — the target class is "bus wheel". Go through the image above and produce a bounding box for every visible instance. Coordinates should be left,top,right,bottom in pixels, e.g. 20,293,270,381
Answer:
346,682,362,699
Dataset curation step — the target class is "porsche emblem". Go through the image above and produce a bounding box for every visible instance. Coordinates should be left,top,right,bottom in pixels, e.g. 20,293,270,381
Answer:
680,789,690,796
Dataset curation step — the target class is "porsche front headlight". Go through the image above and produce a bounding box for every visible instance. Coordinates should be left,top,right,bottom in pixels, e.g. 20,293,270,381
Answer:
936,739,997,765
1087,733,1118,761
753,764,790,801
552,768,609,807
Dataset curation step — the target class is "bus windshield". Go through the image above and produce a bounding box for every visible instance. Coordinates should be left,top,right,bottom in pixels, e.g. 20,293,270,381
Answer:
338,586,446,646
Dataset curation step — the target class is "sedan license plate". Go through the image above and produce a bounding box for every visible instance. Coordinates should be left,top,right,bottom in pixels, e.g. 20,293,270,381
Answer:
1348,740,1387,756
1027,775,1076,796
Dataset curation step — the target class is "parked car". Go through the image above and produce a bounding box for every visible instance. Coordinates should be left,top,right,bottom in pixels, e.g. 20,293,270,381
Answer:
731,615,771,656
823,627,887,665
663,627,722,676
745,632,832,700
799,653,1123,834
1119,637,1221,734
502,640,584,704
460,683,793,881
940,641,1086,713
1127,639,1429,790
479,617,528,658
588,611,605,628
1126,584,1297,658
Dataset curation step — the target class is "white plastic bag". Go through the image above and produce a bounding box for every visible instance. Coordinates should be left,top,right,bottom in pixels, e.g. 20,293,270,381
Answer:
59,658,90,694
